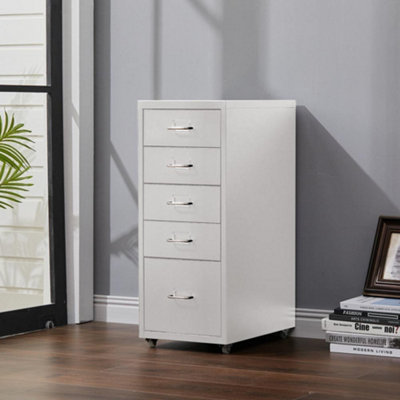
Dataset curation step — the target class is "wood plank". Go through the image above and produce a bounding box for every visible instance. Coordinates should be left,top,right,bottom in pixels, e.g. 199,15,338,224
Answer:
0,48,45,76
0,378,211,400
0,230,48,259
0,75,45,85
0,92,45,106
0,199,48,228
1,107,47,136
2,368,306,400
297,394,371,400
0,323,399,400
357,369,400,384
0,17,45,46
0,292,43,312
52,359,400,400
28,168,47,197
26,136,47,167
0,0,45,15
0,166,48,199
0,258,43,289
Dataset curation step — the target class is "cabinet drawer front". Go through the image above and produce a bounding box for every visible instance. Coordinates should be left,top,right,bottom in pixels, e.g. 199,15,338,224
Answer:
143,109,220,147
144,258,221,336
144,221,220,261
144,147,220,185
144,184,220,223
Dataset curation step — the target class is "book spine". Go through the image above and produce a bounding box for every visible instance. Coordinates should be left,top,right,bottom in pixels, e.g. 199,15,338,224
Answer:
339,301,400,313
330,343,400,358
329,313,400,326
333,307,400,320
326,332,400,348
321,318,400,336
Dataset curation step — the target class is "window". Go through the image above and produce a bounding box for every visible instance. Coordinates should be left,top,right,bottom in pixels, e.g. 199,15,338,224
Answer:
0,0,66,334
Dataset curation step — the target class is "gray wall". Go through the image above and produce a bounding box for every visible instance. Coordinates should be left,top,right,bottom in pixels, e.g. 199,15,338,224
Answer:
94,0,400,309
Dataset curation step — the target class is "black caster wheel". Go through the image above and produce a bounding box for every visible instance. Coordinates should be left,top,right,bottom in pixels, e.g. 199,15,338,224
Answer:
279,329,290,339
220,344,233,354
146,338,158,348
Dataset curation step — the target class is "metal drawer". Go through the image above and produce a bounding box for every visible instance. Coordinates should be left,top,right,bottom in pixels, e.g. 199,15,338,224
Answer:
144,184,220,223
143,109,220,147
144,221,220,261
144,258,221,336
143,147,220,185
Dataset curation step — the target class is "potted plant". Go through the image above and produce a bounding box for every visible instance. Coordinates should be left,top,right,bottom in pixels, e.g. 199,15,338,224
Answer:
0,111,34,209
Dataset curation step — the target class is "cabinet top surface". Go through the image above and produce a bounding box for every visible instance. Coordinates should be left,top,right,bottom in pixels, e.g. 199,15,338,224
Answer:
138,100,296,109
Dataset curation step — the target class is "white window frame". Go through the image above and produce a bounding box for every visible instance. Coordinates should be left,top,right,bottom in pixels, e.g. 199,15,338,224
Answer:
63,0,94,324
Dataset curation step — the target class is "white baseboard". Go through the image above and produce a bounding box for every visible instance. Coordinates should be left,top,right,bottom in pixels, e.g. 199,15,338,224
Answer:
94,295,139,325
292,308,331,339
94,295,330,339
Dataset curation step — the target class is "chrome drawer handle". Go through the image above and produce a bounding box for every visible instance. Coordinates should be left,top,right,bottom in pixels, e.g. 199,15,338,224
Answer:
168,293,194,300
167,163,193,169
166,238,193,243
167,126,194,131
166,200,193,206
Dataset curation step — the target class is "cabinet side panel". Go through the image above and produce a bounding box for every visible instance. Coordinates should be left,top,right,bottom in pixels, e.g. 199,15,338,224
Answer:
138,103,144,337
225,106,296,343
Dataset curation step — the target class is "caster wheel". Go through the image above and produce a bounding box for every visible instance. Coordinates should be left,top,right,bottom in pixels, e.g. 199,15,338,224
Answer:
279,329,290,339
220,344,233,354
146,338,158,348
45,320,55,329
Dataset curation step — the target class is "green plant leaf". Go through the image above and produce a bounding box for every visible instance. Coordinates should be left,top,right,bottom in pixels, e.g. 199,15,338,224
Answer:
0,111,34,209
3,111,9,138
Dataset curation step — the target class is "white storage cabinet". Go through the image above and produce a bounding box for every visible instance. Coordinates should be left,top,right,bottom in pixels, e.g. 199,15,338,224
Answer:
138,100,296,353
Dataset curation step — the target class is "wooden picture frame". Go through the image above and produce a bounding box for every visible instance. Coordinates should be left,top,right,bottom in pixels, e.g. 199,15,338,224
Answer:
364,216,400,298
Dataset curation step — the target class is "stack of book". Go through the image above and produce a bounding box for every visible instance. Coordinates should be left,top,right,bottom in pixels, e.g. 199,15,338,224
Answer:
321,295,400,358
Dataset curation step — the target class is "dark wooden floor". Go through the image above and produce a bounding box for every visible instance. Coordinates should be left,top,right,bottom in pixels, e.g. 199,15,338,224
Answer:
0,323,400,399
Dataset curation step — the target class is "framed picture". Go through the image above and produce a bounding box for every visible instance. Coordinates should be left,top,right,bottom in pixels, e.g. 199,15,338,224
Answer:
364,216,400,298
